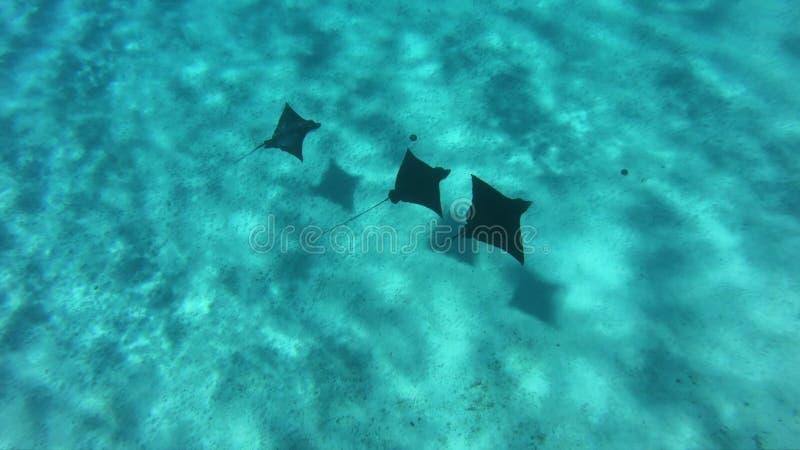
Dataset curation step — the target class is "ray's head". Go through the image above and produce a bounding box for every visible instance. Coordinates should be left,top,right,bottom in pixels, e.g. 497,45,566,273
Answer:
388,189,400,204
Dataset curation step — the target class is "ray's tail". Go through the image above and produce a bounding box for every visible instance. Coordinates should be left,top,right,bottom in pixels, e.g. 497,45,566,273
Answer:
233,143,265,164
324,197,390,234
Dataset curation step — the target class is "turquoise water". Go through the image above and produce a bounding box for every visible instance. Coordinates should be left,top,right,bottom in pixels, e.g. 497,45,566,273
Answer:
2,1,799,448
